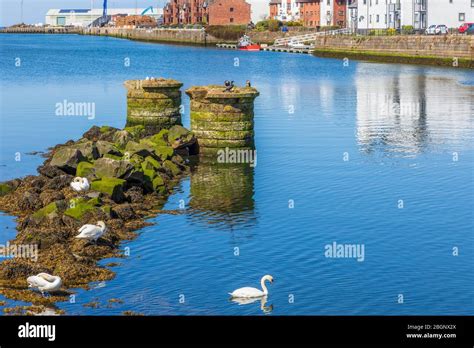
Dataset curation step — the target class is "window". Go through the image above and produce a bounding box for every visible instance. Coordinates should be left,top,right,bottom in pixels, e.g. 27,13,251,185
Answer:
230,7,234,12
459,13,465,21
376,14,379,22
369,15,372,23
472,0,474,7
230,17,234,23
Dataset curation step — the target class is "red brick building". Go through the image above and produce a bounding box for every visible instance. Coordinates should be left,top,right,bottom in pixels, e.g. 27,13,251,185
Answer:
163,0,251,26
269,0,347,28
298,0,321,27
333,0,347,27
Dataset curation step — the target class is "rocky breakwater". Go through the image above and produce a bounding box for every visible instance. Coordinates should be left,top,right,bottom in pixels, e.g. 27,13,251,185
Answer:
125,78,183,136
186,84,259,156
0,122,196,313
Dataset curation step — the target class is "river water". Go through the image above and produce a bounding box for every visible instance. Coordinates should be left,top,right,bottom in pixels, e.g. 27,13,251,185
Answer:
0,34,473,315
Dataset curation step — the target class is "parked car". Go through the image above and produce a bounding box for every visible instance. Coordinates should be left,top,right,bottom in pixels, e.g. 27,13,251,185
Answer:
435,25,449,35
425,25,437,35
467,24,474,35
458,22,474,34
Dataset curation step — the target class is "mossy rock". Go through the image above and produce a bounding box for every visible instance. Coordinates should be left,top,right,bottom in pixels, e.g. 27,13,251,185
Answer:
32,202,58,219
99,126,112,133
76,161,95,177
163,160,181,176
64,201,97,220
101,205,112,216
113,130,132,149
72,141,99,160
152,175,165,190
125,140,154,158
94,158,133,179
103,153,122,161
153,146,174,161
144,156,160,169
0,183,14,196
124,125,145,139
95,140,122,158
129,154,145,170
91,177,126,203
50,147,86,174
141,161,156,180
149,129,169,146
87,196,102,206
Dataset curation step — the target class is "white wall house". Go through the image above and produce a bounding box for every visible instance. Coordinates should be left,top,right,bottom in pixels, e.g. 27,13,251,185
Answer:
428,0,474,28
320,0,335,26
271,0,302,21
352,0,473,32
45,8,163,27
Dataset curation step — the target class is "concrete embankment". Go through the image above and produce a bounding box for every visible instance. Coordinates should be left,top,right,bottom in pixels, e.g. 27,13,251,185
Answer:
0,27,80,34
311,35,474,68
84,27,221,45
83,27,307,46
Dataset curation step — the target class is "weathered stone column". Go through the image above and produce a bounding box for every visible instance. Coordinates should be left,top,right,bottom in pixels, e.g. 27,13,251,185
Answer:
186,84,259,156
124,78,183,135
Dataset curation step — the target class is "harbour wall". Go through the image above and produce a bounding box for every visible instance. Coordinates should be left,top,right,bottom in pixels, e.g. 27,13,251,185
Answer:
311,35,473,59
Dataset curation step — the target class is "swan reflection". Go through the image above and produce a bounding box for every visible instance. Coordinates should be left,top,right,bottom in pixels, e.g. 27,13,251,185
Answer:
230,296,273,314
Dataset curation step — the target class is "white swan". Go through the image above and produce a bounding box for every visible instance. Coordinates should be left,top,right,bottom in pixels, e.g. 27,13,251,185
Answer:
27,273,62,294
229,275,274,298
70,177,90,192
75,221,107,242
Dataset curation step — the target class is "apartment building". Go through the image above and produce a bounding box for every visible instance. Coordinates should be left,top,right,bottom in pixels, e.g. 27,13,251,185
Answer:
269,0,347,27
163,0,251,25
353,0,473,32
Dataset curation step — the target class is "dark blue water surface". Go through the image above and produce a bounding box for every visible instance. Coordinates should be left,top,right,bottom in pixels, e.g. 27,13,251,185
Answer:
0,34,473,315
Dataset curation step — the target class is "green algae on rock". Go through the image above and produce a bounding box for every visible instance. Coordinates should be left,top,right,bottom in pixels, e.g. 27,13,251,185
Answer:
186,84,259,156
124,78,184,135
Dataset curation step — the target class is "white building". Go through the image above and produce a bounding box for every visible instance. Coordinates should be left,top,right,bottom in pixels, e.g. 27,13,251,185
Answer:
45,8,163,27
427,0,474,28
351,0,473,32
270,0,302,21
320,0,335,26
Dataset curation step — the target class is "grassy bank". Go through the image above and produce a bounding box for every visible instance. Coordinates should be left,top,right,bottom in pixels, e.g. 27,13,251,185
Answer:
311,48,473,69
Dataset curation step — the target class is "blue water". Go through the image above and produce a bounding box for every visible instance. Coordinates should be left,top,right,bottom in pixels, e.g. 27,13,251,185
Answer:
0,34,473,315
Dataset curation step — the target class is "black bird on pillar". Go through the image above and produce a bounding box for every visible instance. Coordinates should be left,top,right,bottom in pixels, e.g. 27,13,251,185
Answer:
224,80,234,92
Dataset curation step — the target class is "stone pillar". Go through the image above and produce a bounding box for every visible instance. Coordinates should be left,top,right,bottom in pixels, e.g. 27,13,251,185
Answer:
186,84,259,156
124,78,183,135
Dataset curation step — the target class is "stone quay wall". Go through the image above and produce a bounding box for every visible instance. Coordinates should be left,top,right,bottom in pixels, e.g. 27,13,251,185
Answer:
124,78,183,135
186,85,259,156
85,27,221,45
312,35,474,59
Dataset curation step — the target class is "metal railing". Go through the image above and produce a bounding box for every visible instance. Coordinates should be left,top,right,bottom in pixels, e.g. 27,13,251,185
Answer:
273,28,352,46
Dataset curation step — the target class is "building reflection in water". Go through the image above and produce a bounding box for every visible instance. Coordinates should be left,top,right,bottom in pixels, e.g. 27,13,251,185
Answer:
355,65,473,158
188,158,256,231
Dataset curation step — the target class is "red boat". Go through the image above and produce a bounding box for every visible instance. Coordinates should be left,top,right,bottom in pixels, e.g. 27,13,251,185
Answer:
237,35,261,51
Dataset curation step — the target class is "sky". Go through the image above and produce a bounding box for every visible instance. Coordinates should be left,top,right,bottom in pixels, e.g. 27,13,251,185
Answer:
0,0,270,27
